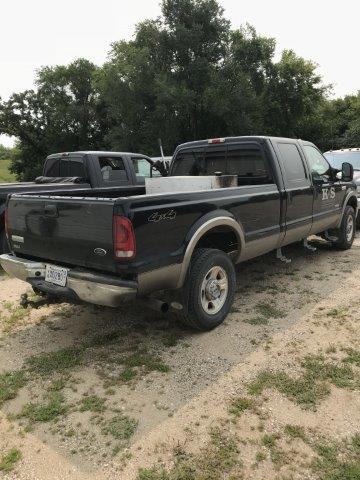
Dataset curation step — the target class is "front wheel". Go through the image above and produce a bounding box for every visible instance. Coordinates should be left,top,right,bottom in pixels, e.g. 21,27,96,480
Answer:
179,248,236,331
330,206,356,250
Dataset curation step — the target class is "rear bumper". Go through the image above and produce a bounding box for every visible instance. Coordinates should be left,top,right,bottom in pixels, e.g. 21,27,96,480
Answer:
0,254,137,307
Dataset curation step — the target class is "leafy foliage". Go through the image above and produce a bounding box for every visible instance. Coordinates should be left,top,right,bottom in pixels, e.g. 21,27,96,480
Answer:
0,0,359,180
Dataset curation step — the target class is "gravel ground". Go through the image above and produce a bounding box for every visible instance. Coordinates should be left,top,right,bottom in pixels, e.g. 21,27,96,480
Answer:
0,235,359,479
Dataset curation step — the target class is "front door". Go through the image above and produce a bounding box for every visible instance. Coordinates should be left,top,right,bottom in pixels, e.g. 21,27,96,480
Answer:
274,141,314,245
302,144,343,233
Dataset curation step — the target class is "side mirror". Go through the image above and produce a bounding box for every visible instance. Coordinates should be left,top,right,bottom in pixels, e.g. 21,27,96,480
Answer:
342,162,353,182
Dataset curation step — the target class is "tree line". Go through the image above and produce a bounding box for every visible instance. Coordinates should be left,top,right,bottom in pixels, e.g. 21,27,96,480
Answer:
0,0,359,180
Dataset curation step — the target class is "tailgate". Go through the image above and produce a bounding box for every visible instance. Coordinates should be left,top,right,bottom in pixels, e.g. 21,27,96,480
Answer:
7,195,117,272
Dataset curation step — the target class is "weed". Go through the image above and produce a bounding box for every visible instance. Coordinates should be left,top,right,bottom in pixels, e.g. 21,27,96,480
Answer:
312,437,360,480
26,346,84,376
138,428,241,480
229,397,254,417
0,448,21,472
343,349,360,367
162,334,179,347
119,350,170,373
90,331,122,346
19,392,67,422
284,424,307,441
119,368,137,382
80,395,105,413
255,451,266,463
245,316,269,325
102,414,138,441
326,307,348,319
0,370,27,406
248,355,358,409
261,434,277,448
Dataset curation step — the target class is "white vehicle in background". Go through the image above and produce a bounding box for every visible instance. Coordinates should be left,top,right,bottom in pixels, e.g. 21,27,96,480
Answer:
324,148,360,226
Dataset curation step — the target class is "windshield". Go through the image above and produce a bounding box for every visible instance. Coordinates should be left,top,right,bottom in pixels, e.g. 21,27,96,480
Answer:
324,151,360,170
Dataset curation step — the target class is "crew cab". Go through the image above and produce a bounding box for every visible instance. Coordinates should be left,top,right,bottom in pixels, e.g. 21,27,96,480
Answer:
1,136,357,331
0,151,166,253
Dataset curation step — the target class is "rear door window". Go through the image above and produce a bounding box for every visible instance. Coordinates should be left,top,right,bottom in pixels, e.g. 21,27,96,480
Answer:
227,145,272,184
172,144,272,185
97,156,129,183
277,143,308,184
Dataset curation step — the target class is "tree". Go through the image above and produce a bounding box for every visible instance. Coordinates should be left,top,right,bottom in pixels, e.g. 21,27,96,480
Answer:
0,59,104,180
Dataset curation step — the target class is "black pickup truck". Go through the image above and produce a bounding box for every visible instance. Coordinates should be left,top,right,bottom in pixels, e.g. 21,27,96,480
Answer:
0,151,166,252
1,136,357,330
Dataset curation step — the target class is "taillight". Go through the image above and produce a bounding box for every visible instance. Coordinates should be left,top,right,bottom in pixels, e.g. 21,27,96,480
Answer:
4,208,9,239
113,215,136,260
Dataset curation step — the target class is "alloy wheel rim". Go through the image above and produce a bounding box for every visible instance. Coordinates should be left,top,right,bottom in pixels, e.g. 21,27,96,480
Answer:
346,215,354,242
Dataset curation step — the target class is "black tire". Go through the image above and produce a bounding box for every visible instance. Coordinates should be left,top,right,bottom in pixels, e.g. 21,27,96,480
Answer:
356,212,360,230
0,229,9,254
331,206,356,250
179,248,236,331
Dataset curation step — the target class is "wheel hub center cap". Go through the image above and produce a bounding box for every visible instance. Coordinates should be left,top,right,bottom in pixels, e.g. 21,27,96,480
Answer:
206,280,221,300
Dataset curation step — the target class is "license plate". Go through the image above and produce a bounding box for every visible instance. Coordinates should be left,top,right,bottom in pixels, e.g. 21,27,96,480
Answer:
45,265,68,287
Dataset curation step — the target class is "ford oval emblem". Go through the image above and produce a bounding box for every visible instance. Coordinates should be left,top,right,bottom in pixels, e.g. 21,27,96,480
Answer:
94,248,107,257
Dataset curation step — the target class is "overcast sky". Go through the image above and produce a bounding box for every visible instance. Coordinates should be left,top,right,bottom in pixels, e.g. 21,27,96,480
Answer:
1,0,359,147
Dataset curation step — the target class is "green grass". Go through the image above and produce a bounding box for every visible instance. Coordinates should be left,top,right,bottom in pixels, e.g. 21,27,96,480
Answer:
26,346,84,377
284,424,307,441
80,394,105,413
228,397,254,417
256,302,286,319
312,435,360,480
0,448,21,472
119,368,137,382
343,349,360,367
0,159,16,183
0,304,28,333
102,414,138,441
245,302,286,325
0,370,27,407
119,350,170,374
19,392,67,423
248,355,358,409
137,428,240,480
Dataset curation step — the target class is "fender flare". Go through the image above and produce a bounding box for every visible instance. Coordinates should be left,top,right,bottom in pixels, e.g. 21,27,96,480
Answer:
176,211,245,289
337,190,358,227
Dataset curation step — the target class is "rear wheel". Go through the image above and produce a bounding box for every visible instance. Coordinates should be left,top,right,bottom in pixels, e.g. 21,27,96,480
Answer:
330,206,356,250
179,248,236,331
0,230,9,254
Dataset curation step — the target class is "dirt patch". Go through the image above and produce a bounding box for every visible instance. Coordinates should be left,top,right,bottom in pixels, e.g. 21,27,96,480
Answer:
0,237,360,479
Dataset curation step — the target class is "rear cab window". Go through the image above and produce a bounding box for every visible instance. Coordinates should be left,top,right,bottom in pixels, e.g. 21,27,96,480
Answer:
44,156,86,179
276,143,309,186
171,143,273,186
97,156,129,184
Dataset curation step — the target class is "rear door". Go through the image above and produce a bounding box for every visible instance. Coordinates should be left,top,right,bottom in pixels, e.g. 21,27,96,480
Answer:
273,140,314,245
302,144,343,233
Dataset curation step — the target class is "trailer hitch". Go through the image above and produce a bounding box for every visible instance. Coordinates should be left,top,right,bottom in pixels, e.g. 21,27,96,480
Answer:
20,293,59,309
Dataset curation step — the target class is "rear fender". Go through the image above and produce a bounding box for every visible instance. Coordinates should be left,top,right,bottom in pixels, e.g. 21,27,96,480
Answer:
176,211,245,289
